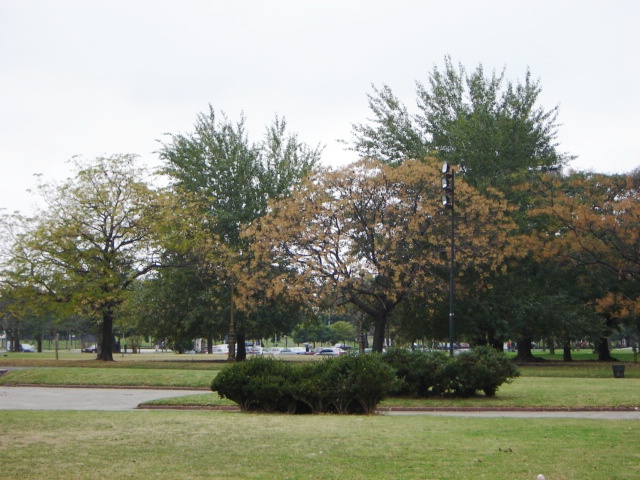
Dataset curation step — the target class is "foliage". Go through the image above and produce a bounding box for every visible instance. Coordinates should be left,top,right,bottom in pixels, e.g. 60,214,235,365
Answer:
158,106,322,360
348,56,571,191
241,157,516,352
211,355,396,414
446,346,520,397
383,348,450,396
382,347,519,398
525,171,640,359
0,155,169,360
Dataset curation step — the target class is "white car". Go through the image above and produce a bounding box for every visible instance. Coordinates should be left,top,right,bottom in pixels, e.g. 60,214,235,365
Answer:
20,343,36,352
314,347,347,356
263,347,284,355
211,344,229,354
279,347,306,355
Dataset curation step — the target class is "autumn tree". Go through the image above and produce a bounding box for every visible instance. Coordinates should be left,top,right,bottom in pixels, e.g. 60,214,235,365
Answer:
241,157,516,352
158,106,321,360
346,57,575,357
528,170,640,360
1,155,168,361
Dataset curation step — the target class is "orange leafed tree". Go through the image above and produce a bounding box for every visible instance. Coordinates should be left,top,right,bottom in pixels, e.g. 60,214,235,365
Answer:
239,157,516,352
527,171,640,357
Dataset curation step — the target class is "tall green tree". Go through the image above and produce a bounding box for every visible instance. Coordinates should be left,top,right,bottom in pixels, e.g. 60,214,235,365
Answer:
158,105,322,360
1,155,168,361
348,57,575,356
348,56,571,191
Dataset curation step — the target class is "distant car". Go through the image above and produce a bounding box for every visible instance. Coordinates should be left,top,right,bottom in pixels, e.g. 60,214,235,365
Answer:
314,347,347,356
279,347,306,355
81,345,97,353
263,347,284,355
20,343,36,352
211,344,229,354
247,345,263,355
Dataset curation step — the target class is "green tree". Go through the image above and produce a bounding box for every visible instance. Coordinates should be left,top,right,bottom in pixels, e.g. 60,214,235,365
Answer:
158,106,322,360
346,57,575,356
1,155,168,361
348,56,571,191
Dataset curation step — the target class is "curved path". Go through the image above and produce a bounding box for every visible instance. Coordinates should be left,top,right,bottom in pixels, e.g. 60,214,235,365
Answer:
1,386,640,418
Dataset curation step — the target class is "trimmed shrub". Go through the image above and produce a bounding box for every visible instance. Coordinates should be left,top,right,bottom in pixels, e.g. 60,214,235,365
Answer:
211,353,396,414
382,347,519,398
383,348,449,397
450,346,520,397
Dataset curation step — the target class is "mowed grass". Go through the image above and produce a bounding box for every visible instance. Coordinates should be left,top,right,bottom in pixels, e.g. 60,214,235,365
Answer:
0,410,638,480
1,353,639,409
1,352,639,479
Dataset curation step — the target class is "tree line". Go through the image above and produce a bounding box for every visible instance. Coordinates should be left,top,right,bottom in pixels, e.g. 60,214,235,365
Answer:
1,57,638,361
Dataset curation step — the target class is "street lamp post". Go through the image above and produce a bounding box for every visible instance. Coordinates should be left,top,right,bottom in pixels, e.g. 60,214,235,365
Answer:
441,162,455,357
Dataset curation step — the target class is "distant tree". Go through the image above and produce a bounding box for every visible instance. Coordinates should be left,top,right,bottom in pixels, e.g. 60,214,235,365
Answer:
347,56,571,193
348,57,582,356
528,170,640,360
1,155,168,361
158,105,322,361
242,157,516,353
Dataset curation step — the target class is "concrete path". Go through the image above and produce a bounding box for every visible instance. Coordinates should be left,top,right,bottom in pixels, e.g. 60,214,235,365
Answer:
0,386,200,411
1,386,640,418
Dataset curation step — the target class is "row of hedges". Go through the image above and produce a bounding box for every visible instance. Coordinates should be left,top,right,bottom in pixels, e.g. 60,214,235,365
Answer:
211,347,519,414
211,354,396,414
383,346,520,398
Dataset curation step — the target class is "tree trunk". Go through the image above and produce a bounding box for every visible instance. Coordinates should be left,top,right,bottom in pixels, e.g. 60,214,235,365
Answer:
236,331,246,362
595,336,616,361
562,339,573,362
514,337,541,362
371,312,387,353
98,307,114,361
227,284,236,362
548,337,555,355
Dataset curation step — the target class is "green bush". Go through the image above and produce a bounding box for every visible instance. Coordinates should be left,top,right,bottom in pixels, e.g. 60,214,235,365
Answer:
211,354,396,414
450,346,520,397
383,348,449,396
382,347,519,398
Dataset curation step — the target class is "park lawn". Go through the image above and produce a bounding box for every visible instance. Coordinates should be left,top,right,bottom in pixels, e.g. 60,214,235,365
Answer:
2,356,639,409
144,375,640,410
0,410,638,480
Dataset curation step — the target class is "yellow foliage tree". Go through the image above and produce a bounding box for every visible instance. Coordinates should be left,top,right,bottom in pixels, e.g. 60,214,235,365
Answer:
240,157,516,352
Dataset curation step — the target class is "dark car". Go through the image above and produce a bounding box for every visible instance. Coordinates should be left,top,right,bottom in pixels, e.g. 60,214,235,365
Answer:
82,345,97,353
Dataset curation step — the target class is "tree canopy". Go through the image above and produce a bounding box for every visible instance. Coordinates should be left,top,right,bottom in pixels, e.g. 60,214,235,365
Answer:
1,155,168,360
241,157,516,352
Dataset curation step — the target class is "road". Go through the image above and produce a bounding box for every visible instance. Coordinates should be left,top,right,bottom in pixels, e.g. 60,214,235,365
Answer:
1,386,640,418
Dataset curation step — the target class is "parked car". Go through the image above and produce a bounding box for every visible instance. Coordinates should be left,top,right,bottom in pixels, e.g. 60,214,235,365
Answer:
81,344,97,353
263,347,284,355
247,345,263,355
211,344,229,354
314,347,347,356
279,347,306,355
20,343,36,352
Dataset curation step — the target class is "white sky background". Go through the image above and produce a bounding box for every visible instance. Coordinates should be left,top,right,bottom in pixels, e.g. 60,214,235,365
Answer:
1,0,638,214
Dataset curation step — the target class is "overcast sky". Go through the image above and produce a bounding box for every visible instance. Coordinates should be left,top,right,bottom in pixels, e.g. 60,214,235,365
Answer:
1,0,638,214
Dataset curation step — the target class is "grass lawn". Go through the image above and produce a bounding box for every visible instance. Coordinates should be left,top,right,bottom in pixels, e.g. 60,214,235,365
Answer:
1,410,638,480
2,350,639,410
1,350,639,479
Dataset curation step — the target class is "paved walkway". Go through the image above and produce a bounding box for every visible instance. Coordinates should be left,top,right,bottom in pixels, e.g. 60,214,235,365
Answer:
0,386,199,411
1,386,640,418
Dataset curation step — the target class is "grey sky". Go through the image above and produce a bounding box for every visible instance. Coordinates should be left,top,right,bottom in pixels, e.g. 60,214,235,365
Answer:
1,0,638,214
